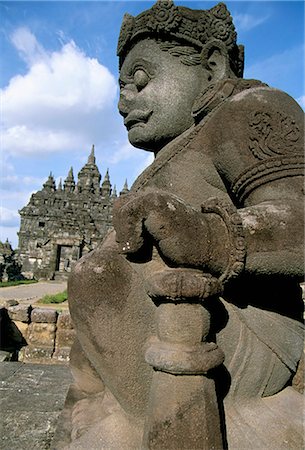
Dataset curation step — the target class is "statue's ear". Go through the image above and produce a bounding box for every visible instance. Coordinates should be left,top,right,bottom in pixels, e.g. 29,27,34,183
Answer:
201,40,230,82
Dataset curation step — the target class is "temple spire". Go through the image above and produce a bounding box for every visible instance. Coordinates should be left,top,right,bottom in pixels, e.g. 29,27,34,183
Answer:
64,167,75,192
101,169,111,197
111,184,117,198
88,144,96,165
77,146,101,194
43,172,56,192
120,179,129,196
58,178,63,190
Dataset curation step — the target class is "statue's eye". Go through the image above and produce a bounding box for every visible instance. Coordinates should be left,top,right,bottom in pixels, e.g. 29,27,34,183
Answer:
133,69,149,91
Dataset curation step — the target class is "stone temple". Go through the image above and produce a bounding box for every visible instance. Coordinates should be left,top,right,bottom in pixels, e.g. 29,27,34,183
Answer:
18,146,128,280
0,239,21,282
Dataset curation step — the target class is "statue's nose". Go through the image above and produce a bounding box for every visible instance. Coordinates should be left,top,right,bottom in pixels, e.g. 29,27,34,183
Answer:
118,85,137,118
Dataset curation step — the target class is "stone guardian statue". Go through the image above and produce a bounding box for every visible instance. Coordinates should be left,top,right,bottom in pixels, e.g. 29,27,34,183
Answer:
56,2,304,449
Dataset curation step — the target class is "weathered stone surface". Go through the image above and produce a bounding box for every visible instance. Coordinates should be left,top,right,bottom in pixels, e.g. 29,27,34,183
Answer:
292,352,304,394
0,350,12,361
31,307,58,323
28,322,56,346
3,299,19,307
53,347,71,363
57,311,74,330
21,345,54,362
18,347,26,362
56,329,76,348
0,362,72,449
62,1,304,449
7,304,31,323
1,299,74,365
13,320,29,339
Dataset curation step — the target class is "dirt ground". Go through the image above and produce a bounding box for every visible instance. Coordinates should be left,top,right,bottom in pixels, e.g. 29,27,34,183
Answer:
0,280,67,305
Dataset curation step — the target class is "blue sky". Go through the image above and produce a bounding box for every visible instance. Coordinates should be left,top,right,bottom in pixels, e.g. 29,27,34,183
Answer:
1,1,304,248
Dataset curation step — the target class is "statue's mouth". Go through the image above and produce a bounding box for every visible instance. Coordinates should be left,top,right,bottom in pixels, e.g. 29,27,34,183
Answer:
124,110,152,131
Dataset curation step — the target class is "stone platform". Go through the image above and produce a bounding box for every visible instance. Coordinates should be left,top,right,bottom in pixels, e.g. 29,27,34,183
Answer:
0,362,72,449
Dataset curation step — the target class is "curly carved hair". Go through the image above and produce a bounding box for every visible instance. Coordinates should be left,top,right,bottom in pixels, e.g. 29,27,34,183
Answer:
156,39,244,77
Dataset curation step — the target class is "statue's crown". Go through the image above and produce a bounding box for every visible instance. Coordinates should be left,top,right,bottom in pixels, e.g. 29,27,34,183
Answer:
118,1,237,61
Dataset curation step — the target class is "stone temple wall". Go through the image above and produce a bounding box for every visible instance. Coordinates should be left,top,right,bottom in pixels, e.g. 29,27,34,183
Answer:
0,303,75,364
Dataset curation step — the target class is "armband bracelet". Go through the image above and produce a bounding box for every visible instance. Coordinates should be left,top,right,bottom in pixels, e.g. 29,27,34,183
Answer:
201,198,246,284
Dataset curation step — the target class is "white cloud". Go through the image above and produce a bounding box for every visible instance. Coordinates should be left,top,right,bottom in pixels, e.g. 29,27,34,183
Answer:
107,141,143,165
0,206,20,227
0,189,34,211
10,27,48,66
234,13,269,32
2,125,88,156
1,173,46,192
1,28,118,157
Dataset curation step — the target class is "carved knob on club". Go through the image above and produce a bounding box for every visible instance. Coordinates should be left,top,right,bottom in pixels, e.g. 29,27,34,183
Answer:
145,268,223,303
144,268,224,374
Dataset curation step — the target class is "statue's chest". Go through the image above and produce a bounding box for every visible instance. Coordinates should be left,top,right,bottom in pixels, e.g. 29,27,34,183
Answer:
134,135,230,209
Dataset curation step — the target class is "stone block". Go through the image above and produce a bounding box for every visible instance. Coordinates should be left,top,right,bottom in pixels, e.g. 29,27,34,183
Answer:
57,311,74,330
7,304,31,323
4,299,19,307
53,347,71,363
28,322,56,346
21,345,54,361
31,307,58,323
0,350,12,362
55,328,76,347
13,320,29,339
18,347,26,362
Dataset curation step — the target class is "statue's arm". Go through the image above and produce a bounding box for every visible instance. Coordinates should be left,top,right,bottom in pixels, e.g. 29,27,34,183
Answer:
207,85,304,279
237,184,304,278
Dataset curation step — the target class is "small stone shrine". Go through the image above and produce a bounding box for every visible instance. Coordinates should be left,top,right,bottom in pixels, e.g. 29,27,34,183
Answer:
18,146,129,279
0,239,22,282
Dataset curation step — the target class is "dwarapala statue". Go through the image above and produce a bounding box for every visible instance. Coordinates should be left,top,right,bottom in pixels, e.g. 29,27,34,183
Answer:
55,2,304,449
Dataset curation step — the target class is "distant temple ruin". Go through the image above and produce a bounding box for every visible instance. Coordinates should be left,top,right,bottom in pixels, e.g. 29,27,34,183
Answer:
0,239,22,282
18,146,128,279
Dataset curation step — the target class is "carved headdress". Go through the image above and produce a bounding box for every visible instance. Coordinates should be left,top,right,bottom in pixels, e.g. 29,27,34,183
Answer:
117,0,244,76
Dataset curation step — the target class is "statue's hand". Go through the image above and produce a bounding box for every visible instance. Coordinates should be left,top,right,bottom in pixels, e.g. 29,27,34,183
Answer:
113,191,210,267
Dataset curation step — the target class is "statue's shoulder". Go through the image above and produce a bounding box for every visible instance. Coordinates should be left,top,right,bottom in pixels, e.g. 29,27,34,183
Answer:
227,79,303,117
202,79,304,204
199,78,304,151
214,80,304,155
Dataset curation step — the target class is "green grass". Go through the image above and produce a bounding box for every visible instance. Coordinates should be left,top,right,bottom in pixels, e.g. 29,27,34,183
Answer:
0,279,38,288
39,290,68,304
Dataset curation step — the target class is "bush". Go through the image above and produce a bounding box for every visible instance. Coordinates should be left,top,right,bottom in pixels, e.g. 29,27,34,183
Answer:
0,279,38,288
40,290,68,304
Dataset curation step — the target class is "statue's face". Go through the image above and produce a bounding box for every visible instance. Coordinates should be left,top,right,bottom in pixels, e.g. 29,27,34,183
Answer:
118,39,206,153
